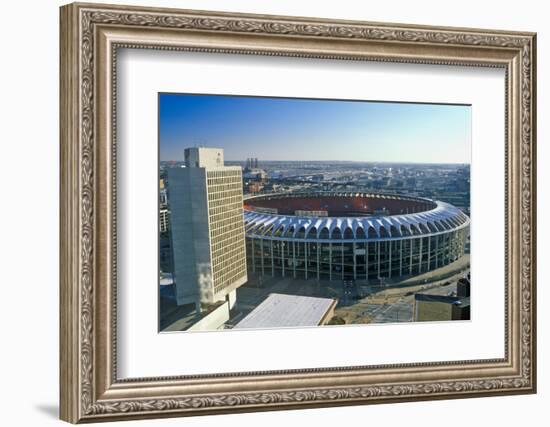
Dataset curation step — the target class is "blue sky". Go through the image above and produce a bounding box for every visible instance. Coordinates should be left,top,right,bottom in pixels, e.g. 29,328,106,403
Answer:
159,93,471,164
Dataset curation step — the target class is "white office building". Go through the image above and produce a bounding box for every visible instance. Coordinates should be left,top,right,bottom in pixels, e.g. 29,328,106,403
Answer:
167,147,247,310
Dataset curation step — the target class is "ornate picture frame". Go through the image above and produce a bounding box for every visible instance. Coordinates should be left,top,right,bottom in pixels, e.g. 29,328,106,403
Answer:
60,2,536,423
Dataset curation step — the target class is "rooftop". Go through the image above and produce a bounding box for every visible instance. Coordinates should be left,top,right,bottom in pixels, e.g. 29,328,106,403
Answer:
243,192,470,240
233,293,337,330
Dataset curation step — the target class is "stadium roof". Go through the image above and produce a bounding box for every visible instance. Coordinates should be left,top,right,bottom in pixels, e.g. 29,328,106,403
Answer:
233,293,337,330
244,192,469,240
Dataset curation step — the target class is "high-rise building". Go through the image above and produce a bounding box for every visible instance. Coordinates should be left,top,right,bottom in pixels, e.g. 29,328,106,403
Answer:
167,147,247,310
159,188,168,206
159,208,169,233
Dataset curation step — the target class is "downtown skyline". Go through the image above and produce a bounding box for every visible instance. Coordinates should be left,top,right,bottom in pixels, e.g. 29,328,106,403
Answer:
159,93,471,164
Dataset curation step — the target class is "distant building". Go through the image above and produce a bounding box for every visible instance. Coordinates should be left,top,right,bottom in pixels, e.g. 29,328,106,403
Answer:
246,181,263,194
233,293,337,329
243,156,268,190
167,147,247,310
243,169,268,181
457,277,471,297
414,278,470,321
159,181,169,232
414,294,470,321
160,188,168,206
159,207,169,233
245,157,260,170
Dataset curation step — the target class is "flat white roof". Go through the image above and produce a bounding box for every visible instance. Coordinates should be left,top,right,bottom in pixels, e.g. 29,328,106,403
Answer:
159,272,173,286
234,293,336,330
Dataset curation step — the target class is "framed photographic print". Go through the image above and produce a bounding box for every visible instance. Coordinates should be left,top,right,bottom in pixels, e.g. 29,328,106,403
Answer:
158,94,473,332
59,2,537,423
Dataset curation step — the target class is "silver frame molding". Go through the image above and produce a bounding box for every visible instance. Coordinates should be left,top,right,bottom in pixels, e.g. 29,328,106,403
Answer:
60,2,537,423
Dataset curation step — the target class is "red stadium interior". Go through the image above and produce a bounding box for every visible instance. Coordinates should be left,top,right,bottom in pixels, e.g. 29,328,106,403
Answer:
244,195,435,217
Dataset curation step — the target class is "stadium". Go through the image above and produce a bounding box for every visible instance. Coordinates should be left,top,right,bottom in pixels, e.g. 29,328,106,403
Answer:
243,192,470,282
